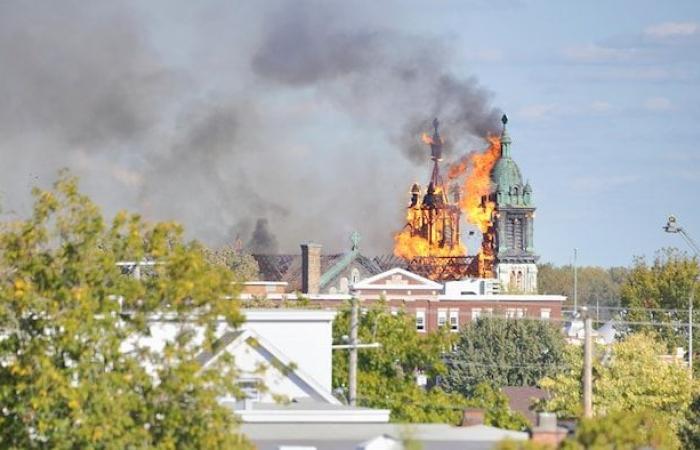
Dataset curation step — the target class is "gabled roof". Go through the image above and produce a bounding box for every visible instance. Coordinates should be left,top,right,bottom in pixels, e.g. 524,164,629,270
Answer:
352,267,443,291
196,328,339,405
253,252,384,291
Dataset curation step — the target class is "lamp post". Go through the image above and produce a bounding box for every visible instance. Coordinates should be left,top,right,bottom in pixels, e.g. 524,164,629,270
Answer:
573,248,578,316
663,215,698,379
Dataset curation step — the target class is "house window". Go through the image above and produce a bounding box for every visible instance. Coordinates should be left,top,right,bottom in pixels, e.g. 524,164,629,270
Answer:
541,308,551,320
449,309,459,331
516,308,525,318
238,378,262,401
484,308,494,317
437,309,447,328
415,309,426,332
471,308,482,321
506,308,517,319
390,307,399,316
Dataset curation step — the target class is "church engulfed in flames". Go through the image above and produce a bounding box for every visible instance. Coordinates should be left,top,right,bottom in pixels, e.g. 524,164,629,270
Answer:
395,114,538,292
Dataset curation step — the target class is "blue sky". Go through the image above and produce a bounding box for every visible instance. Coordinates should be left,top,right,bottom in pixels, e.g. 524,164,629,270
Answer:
387,0,700,266
1,1,698,267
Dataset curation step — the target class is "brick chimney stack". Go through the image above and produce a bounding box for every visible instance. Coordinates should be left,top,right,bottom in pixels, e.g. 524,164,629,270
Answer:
530,412,568,446
301,243,322,295
460,408,485,427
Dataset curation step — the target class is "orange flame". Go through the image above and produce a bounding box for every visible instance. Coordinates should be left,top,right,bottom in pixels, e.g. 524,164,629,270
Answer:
421,133,444,146
393,135,501,266
450,135,501,233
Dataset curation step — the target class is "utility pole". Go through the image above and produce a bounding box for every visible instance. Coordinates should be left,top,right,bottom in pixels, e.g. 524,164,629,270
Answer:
349,297,359,406
583,309,593,418
690,287,694,380
573,248,578,316
331,297,381,406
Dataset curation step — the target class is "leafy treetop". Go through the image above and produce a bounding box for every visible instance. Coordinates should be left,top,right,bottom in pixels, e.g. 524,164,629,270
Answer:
0,174,252,449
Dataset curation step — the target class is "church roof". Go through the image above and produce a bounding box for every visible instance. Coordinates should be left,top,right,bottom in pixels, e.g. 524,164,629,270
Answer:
252,252,383,291
491,157,523,191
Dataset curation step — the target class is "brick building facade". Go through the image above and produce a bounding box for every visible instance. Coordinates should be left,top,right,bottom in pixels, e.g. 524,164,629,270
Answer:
242,267,565,333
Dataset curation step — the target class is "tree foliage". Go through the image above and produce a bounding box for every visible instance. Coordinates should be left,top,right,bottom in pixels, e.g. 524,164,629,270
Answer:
0,175,252,448
537,263,626,318
679,393,700,449
539,333,694,429
203,245,260,281
332,301,463,423
331,302,527,428
620,248,699,352
560,409,681,450
443,317,567,395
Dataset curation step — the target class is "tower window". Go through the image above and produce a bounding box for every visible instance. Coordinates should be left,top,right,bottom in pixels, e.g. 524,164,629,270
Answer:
514,218,524,251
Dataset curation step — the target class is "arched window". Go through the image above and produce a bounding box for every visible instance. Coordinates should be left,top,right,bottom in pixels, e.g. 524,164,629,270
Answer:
351,268,360,284
516,271,523,289
339,277,349,294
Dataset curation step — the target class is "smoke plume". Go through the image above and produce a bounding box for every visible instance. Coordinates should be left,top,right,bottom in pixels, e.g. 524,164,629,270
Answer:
0,0,502,255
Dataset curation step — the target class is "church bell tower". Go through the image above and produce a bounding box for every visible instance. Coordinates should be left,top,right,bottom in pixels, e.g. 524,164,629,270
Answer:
489,115,538,292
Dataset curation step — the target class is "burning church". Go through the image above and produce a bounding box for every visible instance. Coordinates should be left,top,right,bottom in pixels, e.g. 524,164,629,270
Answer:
251,113,539,295
393,114,538,292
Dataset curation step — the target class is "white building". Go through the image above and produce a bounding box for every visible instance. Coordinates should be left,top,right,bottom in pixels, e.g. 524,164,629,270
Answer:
142,308,530,449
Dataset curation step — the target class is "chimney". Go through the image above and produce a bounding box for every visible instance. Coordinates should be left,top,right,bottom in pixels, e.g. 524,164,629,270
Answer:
460,408,485,427
530,412,568,446
301,243,322,295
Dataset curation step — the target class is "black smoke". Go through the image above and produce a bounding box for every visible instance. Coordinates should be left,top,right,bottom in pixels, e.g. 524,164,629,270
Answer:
0,0,502,255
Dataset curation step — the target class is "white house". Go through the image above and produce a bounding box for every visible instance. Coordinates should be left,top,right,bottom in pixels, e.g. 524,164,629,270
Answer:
140,308,530,449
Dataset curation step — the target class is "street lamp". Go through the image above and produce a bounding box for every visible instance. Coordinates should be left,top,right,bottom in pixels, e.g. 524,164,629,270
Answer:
663,215,697,379
664,215,700,255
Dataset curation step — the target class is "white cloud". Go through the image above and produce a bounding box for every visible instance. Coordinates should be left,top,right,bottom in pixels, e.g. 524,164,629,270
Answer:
562,44,637,63
643,96,672,112
517,103,558,121
644,21,698,39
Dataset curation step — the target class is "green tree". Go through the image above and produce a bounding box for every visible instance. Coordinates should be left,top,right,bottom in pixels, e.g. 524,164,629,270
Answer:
443,317,567,395
539,333,694,429
0,175,252,448
332,300,463,423
620,248,699,352
679,393,700,449
203,245,260,281
495,440,554,450
332,302,527,428
538,263,626,318
560,409,680,450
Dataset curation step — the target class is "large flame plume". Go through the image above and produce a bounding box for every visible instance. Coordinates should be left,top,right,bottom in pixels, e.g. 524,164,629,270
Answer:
447,135,501,233
393,134,501,262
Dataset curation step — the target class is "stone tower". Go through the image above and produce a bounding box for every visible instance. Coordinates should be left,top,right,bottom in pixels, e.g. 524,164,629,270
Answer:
489,115,538,292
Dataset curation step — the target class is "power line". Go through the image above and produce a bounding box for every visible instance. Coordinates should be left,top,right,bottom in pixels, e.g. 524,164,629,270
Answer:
385,309,700,328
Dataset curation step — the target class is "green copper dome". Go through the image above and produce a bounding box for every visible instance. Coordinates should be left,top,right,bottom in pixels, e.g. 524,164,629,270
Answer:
490,114,532,207
491,157,523,192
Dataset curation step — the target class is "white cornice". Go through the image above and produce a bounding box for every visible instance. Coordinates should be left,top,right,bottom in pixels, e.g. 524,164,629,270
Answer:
244,309,338,322
236,408,391,423
437,294,566,302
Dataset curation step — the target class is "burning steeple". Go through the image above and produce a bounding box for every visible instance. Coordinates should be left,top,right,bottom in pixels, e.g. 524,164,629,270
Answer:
393,113,536,287
395,118,463,259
